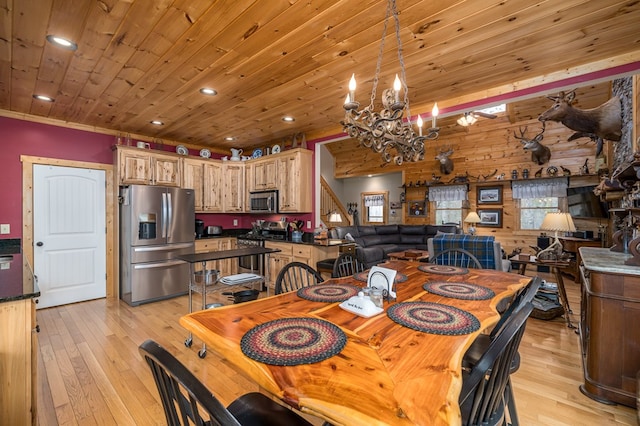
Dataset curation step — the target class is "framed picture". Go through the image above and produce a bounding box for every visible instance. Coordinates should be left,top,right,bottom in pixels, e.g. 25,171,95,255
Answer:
477,208,502,227
477,186,503,204
408,201,426,216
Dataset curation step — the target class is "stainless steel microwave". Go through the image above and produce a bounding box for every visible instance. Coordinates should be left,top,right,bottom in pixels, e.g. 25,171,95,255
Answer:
249,190,278,213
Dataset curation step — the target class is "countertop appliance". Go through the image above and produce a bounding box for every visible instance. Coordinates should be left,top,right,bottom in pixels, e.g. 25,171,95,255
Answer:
195,219,204,238
119,185,195,306
249,190,278,214
206,225,222,236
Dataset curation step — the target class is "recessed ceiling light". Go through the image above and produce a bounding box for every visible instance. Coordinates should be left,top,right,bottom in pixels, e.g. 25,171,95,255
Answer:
33,94,54,102
45,35,78,51
282,116,295,122
200,88,217,96
150,120,164,125
224,137,236,141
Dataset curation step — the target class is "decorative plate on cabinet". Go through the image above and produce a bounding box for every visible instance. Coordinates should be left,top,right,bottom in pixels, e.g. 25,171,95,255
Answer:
199,148,211,158
176,145,188,156
252,148,263,158
271,144,281,154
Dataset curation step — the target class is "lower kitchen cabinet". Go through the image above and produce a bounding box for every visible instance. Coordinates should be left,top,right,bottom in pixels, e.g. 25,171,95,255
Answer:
264,241,338,291
0,298,37,425
194,238,238,278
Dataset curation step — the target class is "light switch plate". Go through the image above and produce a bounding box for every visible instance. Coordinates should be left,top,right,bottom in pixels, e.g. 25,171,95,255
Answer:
306,221,311,229
233,219,238,226
0,224,9,234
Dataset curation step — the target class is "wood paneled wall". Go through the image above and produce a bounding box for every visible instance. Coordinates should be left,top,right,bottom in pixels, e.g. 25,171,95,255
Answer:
328,108,613,255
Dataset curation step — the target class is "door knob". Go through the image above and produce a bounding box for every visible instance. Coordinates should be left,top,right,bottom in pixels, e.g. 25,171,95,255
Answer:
36,241,44,247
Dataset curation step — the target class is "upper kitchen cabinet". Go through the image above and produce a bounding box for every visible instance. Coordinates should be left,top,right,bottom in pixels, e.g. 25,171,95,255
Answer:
116,146,181,187
182,158,224,213
248,157,278,191
277,149,312,213
223,162,245,212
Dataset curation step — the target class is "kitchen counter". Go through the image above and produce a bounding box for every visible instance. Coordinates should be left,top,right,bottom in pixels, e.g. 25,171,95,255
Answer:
0,239,40,303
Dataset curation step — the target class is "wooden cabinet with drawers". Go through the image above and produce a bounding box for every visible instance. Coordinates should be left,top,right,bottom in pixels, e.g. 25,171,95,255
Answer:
264,240,339,290
116,146,181,186
194,238,238,278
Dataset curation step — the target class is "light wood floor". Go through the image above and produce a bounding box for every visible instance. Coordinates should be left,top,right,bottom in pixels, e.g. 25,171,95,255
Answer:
36,272,638,425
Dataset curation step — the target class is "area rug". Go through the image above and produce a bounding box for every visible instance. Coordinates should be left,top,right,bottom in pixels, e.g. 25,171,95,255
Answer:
354,270,407,283
423,281,495,300
418,264,469,275
240,317,347,366
297,284,360,303
387,302,480,335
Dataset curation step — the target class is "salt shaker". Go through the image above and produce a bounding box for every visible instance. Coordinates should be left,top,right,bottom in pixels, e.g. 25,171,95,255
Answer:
370,288,383,308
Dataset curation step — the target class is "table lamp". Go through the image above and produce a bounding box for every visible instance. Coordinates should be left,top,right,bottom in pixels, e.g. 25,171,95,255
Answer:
537,212,576,260
464,211,481,235
328,211,342,224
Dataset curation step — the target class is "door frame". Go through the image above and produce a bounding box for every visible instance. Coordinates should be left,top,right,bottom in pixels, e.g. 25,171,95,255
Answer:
22,155,117,298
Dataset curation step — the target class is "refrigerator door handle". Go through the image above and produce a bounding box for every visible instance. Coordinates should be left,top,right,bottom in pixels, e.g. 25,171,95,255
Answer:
167,192,173,238
134,260,186,269
162,192,168,238
133,242,194,253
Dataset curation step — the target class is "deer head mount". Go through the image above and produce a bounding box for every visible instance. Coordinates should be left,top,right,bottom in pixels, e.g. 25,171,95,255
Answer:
514,123,551,165
538,89,622,156
435,145,454,175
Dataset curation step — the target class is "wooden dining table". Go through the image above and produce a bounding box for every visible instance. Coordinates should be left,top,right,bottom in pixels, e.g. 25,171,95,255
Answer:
180,260,530,426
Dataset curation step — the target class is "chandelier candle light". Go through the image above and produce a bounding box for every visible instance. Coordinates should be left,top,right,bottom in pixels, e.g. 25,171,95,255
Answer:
341,0,439,165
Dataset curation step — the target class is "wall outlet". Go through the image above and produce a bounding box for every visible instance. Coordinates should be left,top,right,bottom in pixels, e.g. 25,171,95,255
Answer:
0,224,9,234
306,220,312,229
233,219,238,227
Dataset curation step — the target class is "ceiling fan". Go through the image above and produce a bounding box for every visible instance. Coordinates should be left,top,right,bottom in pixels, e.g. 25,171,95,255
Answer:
456,111,498,126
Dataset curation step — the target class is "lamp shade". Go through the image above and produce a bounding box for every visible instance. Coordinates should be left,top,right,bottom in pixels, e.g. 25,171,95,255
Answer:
540,212,576,233
464,211,481,224
328,212,342,223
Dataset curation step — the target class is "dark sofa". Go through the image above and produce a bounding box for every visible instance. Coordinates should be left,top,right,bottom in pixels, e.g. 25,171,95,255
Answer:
329,224,460,268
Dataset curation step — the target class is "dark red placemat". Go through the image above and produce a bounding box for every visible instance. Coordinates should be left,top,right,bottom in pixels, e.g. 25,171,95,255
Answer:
297,284,360,303
423,281,495,300
240,317,347,366
387,302,480,335
418,264,469,275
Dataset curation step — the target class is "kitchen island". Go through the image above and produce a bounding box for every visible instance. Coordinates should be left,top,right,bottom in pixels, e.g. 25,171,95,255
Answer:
0,240,40,425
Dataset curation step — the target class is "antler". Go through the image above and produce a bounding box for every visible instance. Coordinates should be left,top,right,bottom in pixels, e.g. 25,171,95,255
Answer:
513,126,529,141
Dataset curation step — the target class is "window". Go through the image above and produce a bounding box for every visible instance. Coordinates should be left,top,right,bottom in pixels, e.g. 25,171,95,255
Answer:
362,192,388,224
435,200,462,225
519,197,559,230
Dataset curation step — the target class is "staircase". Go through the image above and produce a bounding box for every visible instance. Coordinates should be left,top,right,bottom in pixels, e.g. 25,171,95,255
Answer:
320,176,351,227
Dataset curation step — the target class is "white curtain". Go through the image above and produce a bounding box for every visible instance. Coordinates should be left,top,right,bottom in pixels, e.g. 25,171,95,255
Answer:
511,177,568,199
363,194,385,206
428,184,468,202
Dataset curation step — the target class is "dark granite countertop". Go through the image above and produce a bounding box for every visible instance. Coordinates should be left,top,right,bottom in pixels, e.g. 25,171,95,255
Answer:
0,248,40,303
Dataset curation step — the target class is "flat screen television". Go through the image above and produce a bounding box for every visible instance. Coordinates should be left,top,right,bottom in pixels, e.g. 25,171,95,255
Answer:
567,185,608,219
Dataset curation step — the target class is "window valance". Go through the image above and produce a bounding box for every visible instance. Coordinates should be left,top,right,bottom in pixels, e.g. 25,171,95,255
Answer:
511,177,568,199
364,194,385,207
428,184,468,202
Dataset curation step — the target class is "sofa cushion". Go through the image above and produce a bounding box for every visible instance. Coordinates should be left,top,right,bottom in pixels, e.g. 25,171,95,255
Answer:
331,226,359,239
427,225,458,236
375,225,399,235
400,234,426,245
399,225,427,235
359,234,383,247
357,226,378,236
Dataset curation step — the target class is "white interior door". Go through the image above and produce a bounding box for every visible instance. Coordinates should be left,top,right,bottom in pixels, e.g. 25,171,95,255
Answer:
34,165,106,309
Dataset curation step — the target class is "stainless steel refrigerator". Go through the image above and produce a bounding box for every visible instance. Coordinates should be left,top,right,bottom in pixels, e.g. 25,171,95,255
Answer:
119,185,195,306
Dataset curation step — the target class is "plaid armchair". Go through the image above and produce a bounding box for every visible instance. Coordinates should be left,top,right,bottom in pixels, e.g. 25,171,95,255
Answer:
427,234,511,271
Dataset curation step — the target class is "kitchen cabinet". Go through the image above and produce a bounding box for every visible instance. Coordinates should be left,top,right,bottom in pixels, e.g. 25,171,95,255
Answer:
249,157,278,191
203,162,224,212
277,149,312,213
117,146,181,186
182,158,205,211
223,162,245,212
194,238,238,278
264,240,338,290
579,248,640,408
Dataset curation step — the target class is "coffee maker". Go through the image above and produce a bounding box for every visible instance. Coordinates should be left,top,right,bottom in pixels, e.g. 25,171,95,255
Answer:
195,219,205,238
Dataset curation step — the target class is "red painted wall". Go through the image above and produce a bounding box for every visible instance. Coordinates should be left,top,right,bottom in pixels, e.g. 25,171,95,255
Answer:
0,116,317,241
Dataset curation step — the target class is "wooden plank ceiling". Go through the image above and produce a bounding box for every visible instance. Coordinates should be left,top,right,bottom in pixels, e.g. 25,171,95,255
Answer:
1,0,639,152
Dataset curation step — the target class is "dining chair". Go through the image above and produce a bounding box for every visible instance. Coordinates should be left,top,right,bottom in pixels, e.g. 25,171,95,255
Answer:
138,339,313,426
459,302,534,426
461,277,541,425
332,252,366,278
428,248,484,269
274,262,324,294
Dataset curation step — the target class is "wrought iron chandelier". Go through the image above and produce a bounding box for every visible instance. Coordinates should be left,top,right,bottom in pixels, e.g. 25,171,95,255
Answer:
341,0,439,165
